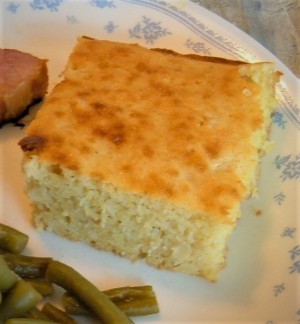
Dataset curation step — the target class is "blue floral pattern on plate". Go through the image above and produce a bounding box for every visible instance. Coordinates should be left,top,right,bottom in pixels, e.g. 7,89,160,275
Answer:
6,1,20,13
30,0,64,11
129,16,171,43
89,0,116,8
2,0,299,322
185,38,211,54
274,154,300,181
104,21,118,33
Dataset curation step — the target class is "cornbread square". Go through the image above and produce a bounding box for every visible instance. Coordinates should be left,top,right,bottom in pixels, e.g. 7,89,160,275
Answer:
19,37,279,281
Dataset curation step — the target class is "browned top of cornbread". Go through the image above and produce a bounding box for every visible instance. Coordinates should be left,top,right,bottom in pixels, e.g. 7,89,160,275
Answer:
20,37,277,221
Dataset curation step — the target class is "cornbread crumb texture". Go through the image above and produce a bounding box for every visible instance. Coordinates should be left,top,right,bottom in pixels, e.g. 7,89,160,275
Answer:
22,38,276,219
24,156,235,281
0,49,48,124
20,37,278,281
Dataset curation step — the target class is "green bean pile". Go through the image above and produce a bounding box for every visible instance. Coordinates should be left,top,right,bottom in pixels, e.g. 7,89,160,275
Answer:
0,223,159,324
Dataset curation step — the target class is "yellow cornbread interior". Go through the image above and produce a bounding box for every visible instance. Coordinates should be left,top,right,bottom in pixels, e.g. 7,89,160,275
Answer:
20,37,278,281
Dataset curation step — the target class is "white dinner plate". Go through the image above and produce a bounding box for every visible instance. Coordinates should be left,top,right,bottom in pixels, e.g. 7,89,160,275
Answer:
0,1,299,323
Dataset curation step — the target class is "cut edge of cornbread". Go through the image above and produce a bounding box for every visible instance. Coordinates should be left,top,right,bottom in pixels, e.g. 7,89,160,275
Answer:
24,156,239,281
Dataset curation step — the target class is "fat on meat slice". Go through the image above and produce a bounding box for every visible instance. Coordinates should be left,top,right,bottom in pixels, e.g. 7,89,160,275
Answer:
0,49,48,125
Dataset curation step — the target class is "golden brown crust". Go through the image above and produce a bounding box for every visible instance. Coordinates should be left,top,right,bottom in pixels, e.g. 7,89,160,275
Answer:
152,48,246,65
22,38,278,221
19,135,46,152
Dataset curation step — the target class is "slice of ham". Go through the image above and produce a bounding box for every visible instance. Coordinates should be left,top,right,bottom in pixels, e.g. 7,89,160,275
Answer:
0,49,48,125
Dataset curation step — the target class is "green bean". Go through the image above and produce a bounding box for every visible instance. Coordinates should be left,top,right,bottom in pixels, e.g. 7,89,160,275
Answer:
24,279,54,297
25,306,51,320
62,286,159,317
3,253,52,278
104,285,155,302
41,303,76,324
115,297,159,316
46,260,133,324
105,285,159,316
62,293,89,316
5,319,61,324
0,280,42,321
0,255,19,292
0,224,29,254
